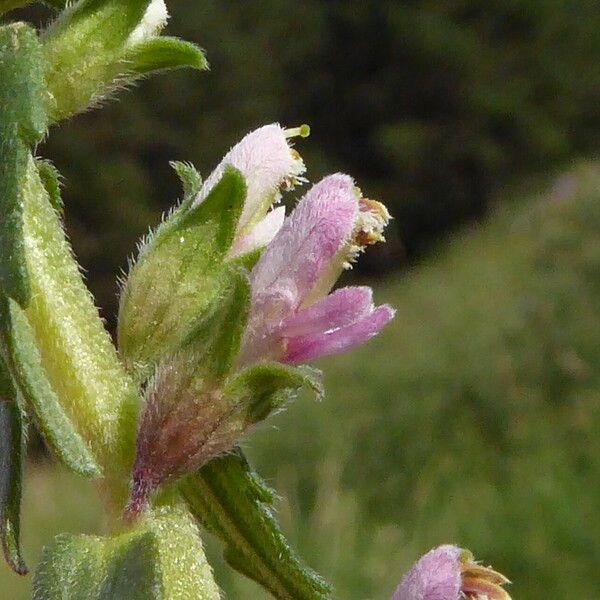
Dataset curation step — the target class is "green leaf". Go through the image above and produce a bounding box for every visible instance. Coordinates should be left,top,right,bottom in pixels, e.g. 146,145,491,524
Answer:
126,37,208,74
0,23,49,306
224,362,323,425
19,154,139,475
0,295,101,478
181,450,332,600
0,131,29,307
0,23,48,144
147,500,221,600
118,166,246,374
33,531,161,600
0,358,27,575
33,501,220,600
42,0,153,121
35,159,63,212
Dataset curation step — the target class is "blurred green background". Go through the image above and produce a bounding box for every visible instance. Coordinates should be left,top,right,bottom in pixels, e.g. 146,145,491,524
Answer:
3,1,600,598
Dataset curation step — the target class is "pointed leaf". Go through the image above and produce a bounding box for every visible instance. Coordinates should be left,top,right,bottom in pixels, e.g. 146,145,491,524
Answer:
0,23,48,144
19,155,139,473
224,362,323,425
1,295,101,478
0,357,27,575
181,449,332,600
147,500,221,600
118,166,246,373
0,23,49,306
126,37,208,74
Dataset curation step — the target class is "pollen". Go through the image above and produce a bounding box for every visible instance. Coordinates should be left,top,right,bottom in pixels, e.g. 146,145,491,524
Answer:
344,196,391,268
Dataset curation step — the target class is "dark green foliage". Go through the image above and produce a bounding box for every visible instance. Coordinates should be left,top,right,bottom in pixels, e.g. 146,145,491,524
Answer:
0,357,27,575
182,449,332,600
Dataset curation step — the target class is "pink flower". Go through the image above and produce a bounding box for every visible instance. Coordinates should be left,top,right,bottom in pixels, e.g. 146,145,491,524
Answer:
392,545,512,600
240,173,395,365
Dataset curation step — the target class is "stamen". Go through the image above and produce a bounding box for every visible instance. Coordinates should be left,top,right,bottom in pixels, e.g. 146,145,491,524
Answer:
284,124,311,139
344,196,391,269
459,552,512,599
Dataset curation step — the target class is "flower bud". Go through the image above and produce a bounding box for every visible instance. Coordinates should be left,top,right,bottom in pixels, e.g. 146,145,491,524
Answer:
42,0,206,121
392,545,512,600
194,123,308,256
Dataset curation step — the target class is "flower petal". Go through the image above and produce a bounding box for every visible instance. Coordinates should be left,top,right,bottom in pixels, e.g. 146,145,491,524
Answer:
279,286,373,338
282,304,395,364
194,124,303,230
251,174,358,309
128,0,169,45
391,545,462,600
228,206,286,257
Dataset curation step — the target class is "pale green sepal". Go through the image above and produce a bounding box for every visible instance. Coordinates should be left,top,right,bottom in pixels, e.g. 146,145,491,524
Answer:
20,155,139,474
181,449,332,600
35,159,63,212
126,37,208,74
0,356,27,575
118,166,246,374
181,267,251,383
42,0,153,121
0,296,101,478
224,362,323,425
0,23,49,306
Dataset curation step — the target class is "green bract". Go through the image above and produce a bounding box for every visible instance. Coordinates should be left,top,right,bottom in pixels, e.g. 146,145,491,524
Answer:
42,0,208,122
182,450,332,600
118,167,246,377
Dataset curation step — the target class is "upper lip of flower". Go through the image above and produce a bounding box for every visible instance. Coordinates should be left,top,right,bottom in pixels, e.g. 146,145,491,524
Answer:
193,123,308,237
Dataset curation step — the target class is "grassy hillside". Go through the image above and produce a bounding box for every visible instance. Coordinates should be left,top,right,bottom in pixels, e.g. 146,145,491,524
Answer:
2,164,600,598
